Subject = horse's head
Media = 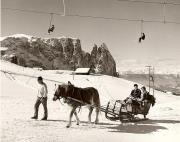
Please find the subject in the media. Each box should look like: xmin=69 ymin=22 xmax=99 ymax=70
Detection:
xmin=66 ymin=81 xmax=74 ymax=93
xmin=53 ymin=84 xmax=66 ymax=101
xmin=53 ymin=81 xmax=74 ymax=101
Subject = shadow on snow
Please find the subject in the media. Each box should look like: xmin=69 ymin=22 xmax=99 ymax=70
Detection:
xmin=107 ymin=119 xmax=180 ymax=134
xmin=46 ymin=119 xmax=115 ymax=126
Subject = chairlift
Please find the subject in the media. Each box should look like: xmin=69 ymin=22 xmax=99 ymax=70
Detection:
xmin=48 ymin=13 xmax=55 ymax=34
xmin=139 ymin=32 xmax=146 ymax=43
xmin=139 ymin=20 xmax=146 ymax=43
xmin=48 ymin=25 xmax=55 ymax=34
xmin=47 ymin=0 xmax=66 ymax=34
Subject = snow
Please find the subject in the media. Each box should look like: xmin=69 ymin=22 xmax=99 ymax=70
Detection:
xmin=57 ymin=36 xmax=78 ymax=40
xmin=0 ymin=34 xmax=78 ymax=41
xmin=75 ymin=68 xmax=90 ymax=74
xmin=0 ymin=34 xmax=33 ymax=41
xmin=9 ymin=34 xmax=33 ymax=39
xmin=0 ymin=47 xmax=8 ymax=51
xmin=0 ymin=34 xmax=78 ymax=44
xmin=1 ymin=60 xmax=180 ymax=142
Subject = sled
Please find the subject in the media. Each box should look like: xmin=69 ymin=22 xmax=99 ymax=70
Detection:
xmin=102 ymin=99 xmax=152 ymax=122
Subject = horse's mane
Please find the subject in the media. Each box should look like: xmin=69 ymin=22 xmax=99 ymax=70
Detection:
xmin=59 ymin=83 xmax=68 ymax=87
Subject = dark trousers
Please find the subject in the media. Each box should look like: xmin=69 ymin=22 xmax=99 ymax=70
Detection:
xmin=33 ymin=97 xmax=48 ymax=118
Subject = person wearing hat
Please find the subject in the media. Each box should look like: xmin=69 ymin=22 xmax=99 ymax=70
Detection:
xmin=130 ymin=84 xmax=141 ymax=99
xmin=124 ymin=84 xmax=142 ymax=112
xmin=140 ymin=86 xmax=151 ymax=102
xmin=31 ymin=76 xmax=48 ymax=120
xmin=141 ymin=86 xmax=156 ymax=107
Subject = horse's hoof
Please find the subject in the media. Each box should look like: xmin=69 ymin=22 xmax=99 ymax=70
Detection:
xmin=66 ymin=125 xmax=70 ymax=128
xmin=94 ymin=120 xmax=99 ymax=124
xmin=76 ymin=120 xmax=80 ymax=125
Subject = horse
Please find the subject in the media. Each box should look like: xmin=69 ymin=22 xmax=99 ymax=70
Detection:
xmin=53 ymin=81 xmax=100 ymax=128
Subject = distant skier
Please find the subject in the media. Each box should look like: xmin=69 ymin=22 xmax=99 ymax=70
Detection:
xmin=139 ymin=33 xmax=145 ymax=43
xmin=48 ymin=25 xmax=55 ymax=34
xmin=31 ymin=76 xmax=48 ymax=120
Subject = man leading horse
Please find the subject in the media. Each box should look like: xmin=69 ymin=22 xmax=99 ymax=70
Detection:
xmin=31 ymin=76 xmax=48 ymax=120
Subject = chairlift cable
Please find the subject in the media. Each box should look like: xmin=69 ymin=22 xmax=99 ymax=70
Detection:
xmin=62 ymin=0 xmax=66 ymax=16
xmin=49 ymin=13 xmax=53 ymax=27
xmin=116 ymin=0 xmax=180 ymax=6
xmin=1 ymin=7 xmax=180 ymax=25
xmin=141 ymin=19 xmax=143 ymax=33
xmin=163 ymin=1 xmax=166 ymax=23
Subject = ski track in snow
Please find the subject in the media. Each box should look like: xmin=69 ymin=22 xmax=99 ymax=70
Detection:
xmin=1 ymin=60 xmax=180 ymax=142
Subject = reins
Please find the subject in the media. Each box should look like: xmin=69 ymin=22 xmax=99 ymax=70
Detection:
xmin=55 ymin=84 xmax=101 ymax=113
xmin=58 ymin=97 xmax=64 ymax=105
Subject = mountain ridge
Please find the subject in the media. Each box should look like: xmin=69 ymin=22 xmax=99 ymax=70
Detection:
xmin=0 ymin=34 xmax=117 ymax=76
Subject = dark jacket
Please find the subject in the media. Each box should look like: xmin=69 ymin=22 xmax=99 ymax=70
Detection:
xmin=142 ymin=91 xmax=150 ymax=101
xmin=130 ymin=89 xmax=141 ymax=99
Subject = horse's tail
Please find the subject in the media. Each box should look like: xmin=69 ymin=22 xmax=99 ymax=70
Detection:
xmin=93 ymin=88 xmax=101 ymax=111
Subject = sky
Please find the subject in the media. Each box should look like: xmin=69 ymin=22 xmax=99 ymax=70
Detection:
xmin=1 ymin=0 xmax=180 ymax=71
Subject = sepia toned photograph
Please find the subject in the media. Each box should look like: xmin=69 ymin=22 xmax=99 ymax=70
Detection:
xmin=0 ymin=0 xmax=180 ymax=142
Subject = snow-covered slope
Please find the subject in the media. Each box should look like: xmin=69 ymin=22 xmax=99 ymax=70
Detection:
xmin=0 ymin=60 xmax=169 ymax=103
xmin=1 ymin=60 xmax=178 ymax=100
xmin=1 ymin=60 xmax=180 ymax=142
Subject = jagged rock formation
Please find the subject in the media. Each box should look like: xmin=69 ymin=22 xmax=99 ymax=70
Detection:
xmin=1 ymin=34 xmax=117 ymax=76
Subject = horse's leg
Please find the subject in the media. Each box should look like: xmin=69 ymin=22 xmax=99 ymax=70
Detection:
xmin=94 ymin=94 xmax=100 ymax=124
xmin=88 ymin=107 xmax=93 ymax=123
xmin=95 ymin=107 xmax=99 ymax=124
xmin=74 ymin=110 xmax=80 ymax=125
xmin=66 ymin=107 xmax=76 ymax=128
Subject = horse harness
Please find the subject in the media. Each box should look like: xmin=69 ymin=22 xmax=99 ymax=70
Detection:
xmin=58 ymin=86 xmax=85 ymax=112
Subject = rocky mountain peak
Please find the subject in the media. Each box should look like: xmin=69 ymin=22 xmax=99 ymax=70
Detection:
xmin=1 ymin=34 xmax=117 ymax=76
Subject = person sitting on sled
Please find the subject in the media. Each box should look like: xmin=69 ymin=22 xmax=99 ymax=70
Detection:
xmin=130 ymin=84 xmax=141 ymax=100
xmin=140 ymin=86 xmax=155 ymax=106
xmin=124 ymin=84 xmax=142 ymax=111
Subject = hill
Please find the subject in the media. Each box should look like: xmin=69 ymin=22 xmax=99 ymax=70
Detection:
xmin=1 ymin=60 xmax=180 ymax=142
xmin=120 ymin=74 xmax=180 ymax=95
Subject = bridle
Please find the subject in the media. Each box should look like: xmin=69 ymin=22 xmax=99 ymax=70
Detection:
xmin=54 ymin=84 xmax=84 ymax=105
xmin=54 ymin=92 xmax=64 ymax=105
